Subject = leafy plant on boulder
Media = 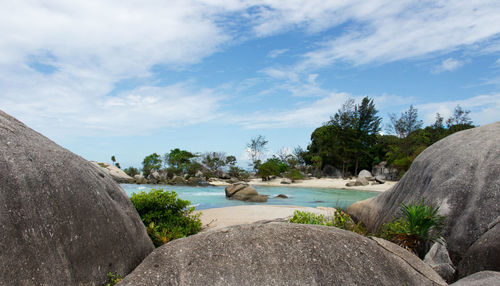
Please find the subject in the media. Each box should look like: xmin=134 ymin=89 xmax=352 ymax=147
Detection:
xmin=130 ymin=189 xmax=202 ymax=247
xmin=379 ymin=198 xmax=445 ymax=258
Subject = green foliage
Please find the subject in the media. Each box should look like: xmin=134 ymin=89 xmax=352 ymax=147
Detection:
xmin=228 ymin=166 xmax=249 ymax=181
xmin=379 ymin=199 xmax=445 ymax=257
xmin=124 ymin=166 xmax=139 ymax=177
xmin=289 ymin=211 xmax=333 ymax=226
xmin=225 ymin=155 xmax=237 ymax=166
xmin=164 ymin=149 xmax=197 ymax=174
xmin=247 ymin=135 xmax=268 ymax=171
xmin=258 ymin=158 xmax=281 ymax=180
xmin=130 ymin=189 xmax=202 ymax=247
xmin=142 ymin=153 xmax=162 ymax=177
xmin=285 ymin=169 xmax=305 ymax=180
xmin=106 ymin=272 xmax=121 ymax=286
xmin=289 ymin=210 xmax=366 ymax=235
xmin=202 ymin=152 xmax=227 ymax=173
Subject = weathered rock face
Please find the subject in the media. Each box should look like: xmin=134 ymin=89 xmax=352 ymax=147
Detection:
xmin=225 ymin=183 xmax=268 ymax=202
xmin=90 ymin=161 xmax=134 ymax=183
xmin=358 ymin=169 xmax=373 ymax=179
xmin=372 ymin=161 xmax=398 ymax=181
xmin=0 ymin=110 xmax=154 ymax=285
xmin=450 ymin=271 xmax=500 ymax=286
xmin=424 ymin=241 xmax=456 ymax=282
xmin=281 ymin=178 xmax=292 ymax=184
xmin=347 ymin=123 xmax=500 ymax=275
xmin=120 ymin=223 xmax=446 ymax=286
xmin=457 ymin=221 xmax=500 ymax=278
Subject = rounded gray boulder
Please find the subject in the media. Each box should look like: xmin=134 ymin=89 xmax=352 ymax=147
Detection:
xmin=0 ymin=110 xmax=154 ymax=285
xmin=347 ymin=122 xmax=500 ymax=275
xmin=120 ymin=222 xmax=446 ymax=286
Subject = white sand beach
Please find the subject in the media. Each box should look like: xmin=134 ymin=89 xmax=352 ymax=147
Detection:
xmin=210 ymin=177 xmax=397 ymax=192
xmin=198 ymin=205 xmax=336 ymax=231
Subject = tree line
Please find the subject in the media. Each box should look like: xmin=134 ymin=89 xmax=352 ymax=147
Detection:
xmin=302 ymin=97 xmax=474 ymax=178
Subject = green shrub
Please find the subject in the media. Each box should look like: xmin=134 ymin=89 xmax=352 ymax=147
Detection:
xmin=106 ymin=272 xmax=121 ymax=286
xmin=289 ymin=210 xmax=333 ymax=226
xmin=378 ymin=198 xmax=445 ymax=257
xmin=289 ymin=210 xmax=366 ymax=235
xmin=228 ymin=166 xmax=250 ymax=181
xmin=130 ymin=189 xmax=202 ymax=247
xmin=285 ymin=169 xmax=305 ymax=180
xmin=123 ymin=166 xmax=139 ymax=177
xmin=258 ymin=159 xmax=280 ymax=180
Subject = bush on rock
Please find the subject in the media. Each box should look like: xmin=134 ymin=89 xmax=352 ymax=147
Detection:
xmin=131 ymin=189 xmax=202 ymax=247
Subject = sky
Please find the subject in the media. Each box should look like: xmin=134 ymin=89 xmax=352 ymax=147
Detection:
xmin=1 ymin=1 xmax=500 ymax=169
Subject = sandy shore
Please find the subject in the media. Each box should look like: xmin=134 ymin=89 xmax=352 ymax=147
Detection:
xmin=209 ymin=177 xmax=396 ymax=192
xmin=198 ymin=205 xmax=336 ymax=231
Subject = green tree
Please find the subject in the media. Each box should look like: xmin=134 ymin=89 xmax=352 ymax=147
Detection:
xmin=202 ymin=152 xmax=227 ymax=174
xmin=164 ymin=149 xmax=197 ymax=174
xmin=388 ymin=105 xmax=423 ymax=138
xmin=446 ymin=105 xmax=473 ymax=128
xmin=246 ymin=135 xmax=268 ymax=171
xmin=258 ymin=158 xmax=281 ymax=180
xmin=225 ymin=155 xmax=237 ymax=166
xmin=142 ymin=153 xmax=162 ymax=177
xmin=124 ymin=166 xmax=139 ymax=177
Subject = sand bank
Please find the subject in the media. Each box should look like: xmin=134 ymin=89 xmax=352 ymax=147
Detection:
xmin=209 ymin=177 xmax=396 ymax=192
xmin=198 ymin=205 xmax=335 ymax=231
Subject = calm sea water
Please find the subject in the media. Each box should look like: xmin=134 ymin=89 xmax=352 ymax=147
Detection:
xmin=120 ymin=184 xmax=378 ymax=210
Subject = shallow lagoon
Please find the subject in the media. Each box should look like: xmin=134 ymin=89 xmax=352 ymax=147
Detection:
xmin=120 ymin=184 xmax=378 ymax=210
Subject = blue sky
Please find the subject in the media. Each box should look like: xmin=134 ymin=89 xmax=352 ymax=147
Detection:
xmin=1 ymin=1 xmax=499 ymax=169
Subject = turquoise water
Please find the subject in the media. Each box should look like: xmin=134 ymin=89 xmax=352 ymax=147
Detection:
xmin=120 ymin=184 xmax=378 ymax=210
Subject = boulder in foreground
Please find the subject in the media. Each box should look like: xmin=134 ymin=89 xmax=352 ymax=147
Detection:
xmin=347 ymin=122 xmax=500 ymax=277
xmin=0 ymin=110 xmax=154 ymax=285
xmin=120 ymin=222 xmax=446 ymax=286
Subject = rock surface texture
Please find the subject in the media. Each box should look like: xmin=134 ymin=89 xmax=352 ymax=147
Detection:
xmin=225 ymin=182 xmax=268 ymax=202
xmin=424 ymin=241 xmax=456 ymax=282
xmin=450 ymin=271 xmax=500 ymax=286
xmin=120 ymin=222 xmax=446 ymax=286
xmin=90 ymin=161 xmax=134 ymax=183
xmin=0 ymin=110 xmax=154 ymax=285
xmin=347 ymin=122 xmax=500 ymax=277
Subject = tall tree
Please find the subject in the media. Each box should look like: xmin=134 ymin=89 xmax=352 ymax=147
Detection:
xmin=246 ymin=135 xmax=268 ymax=171
xmin=352 ymin=97 xmax=382 ymax=174
xmin=446 ymin=105 xmax=473 ymax=128
xmin=142 ymin=153 xmax=162 ymax=177
xmin=388 ymin=105 xmax=423 ymax=138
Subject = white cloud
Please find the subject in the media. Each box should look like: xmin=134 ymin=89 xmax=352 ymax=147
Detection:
xmin=268 ymin=49 xmax=289 ymax=58
xmin=417 ymin=94 xmax=500 ymax=126
xmin=433 ymin=58 xmax=464 ymax=73
xmin=234 ymin=92 xmax=349 ymax=129
xmin=295 ymin=1 xmax=500 ymax=69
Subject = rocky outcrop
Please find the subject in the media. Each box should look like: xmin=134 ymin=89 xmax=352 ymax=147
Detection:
xmin=90 ymin=161 xmax=134 ymax=183
xmin=347 ymin=122 xmax=500 ymax=277
xmin=372 ymin=161 xmax=398 ymax=181
xmin=275 ymin=194 xmax=288 ymax=198
xmin=457 ymin=220 xmax=500 ymax=278
xmin=424 ymin=241 xmax=456 ymax=282
xmin=281 ymin=178 xmax=292 ymax=184
xmin=0 ymin=110 xmax=154 ymax=285
xmin=358 ymin=169 xmax=373 ymax=180
xmin=120 ymin=223 xmax=446 ymax=286
xmin=450 ymin=271 xmax=500 ymax=286
xmin=225 ymin=183 xmax=268 ymax=202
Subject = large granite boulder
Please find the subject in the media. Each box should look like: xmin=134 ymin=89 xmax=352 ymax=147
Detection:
xmin=90 ymin=161 xmax=134 ymax=183
xmin=347 ymin=123 xmax=500 ymax=275
xmin=120 ymin=222 xmax=446 ymax=285
xmin=225 ymin=183 xmax=268 ymax=202
xmin=457 ymin=220 xmax=500 ymax=278
xmin=358 ymin=169 xmax=373 ymax=180
xmin=450 ymin=271 xmax=500 ymax=286
xmin=0 ymin=110 xmax=154 ymax=285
